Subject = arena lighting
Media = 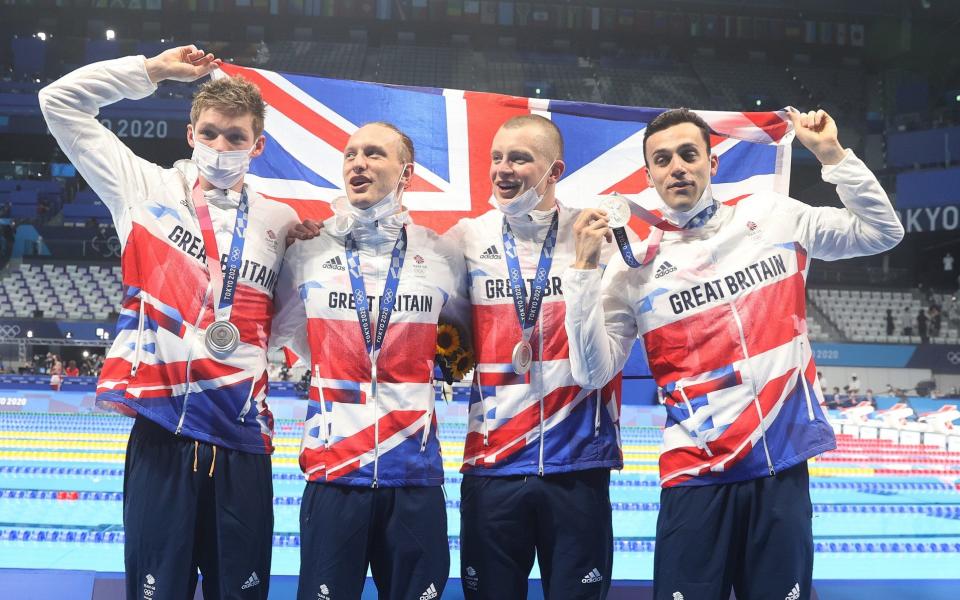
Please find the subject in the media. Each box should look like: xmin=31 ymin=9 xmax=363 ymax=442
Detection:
xmin=755 ymin=98 xmax=762 ymax=106
xmin=36 ymin=32 xmax=47 ymax=41
xmin=95 ymin=327 xmax=104 ymax=337
xmin=535 ymin=87 xmax=541 ymax=96
xmin=26 ymin=330 xmax=33 ymax=338
xmin=105 ymin=29 xmax=116 ymax=41
xmin=101 ymin=332 xmax=110 ymax=340
xmin=82 ymin=350 xmax=90 ymax=358
xmin=65 ymin=332 xmax=73 ymax=339
xmin=955 ymin=93 xmax=960 ymax=103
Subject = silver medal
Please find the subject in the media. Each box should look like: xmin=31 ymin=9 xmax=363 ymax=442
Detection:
xmin=599 ymin=194 xmax=631 ymax=229
xmin=205 ymin=320 xmax=240 ymax=355
xmin=511 ymin=340 xmax=533 ymax=375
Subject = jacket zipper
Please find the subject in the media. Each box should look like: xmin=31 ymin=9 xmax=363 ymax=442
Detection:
xmin=799 ymin=341 xmax=815 ymax=420
xmin=421 ymin=404 xmax=433 ymax=452
xmin=475 ymin=371 xmax=490 ymax=446
xmin=315 ymin=364 xmax=330 ymax=447
xmin=678 ymin=385 xmax=713 ymax=456
xmin=236 ymin=377 xmax=256 ymax=422
xmin=177 ymin=281 xmax=212 ymax=435
xmin=594 ymin=390 xmax=602 ymax=437
xmin=371 ymin=243 xmax=381 ymax=488
xmin=537 ymin=302 xmax=545 ymax=477
xmin=129 ymin=298 xmax=146 ymax=377
xmin=729 ymin=303 xmax=775 ymax=476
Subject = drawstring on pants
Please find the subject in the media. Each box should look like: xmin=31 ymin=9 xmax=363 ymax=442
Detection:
xmin=192 ymin=440 xmax=217 ymax=477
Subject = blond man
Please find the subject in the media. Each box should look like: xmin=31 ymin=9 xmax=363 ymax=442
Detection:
xmin=41 ymin=45 xmax=301 ymax=599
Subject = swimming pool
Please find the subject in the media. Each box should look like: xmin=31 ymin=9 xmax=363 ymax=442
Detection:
xmin=1 ymin=405 xmax=959 ymax=597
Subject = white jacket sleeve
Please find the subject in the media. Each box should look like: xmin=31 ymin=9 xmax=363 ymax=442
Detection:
xmin=787 ymin=149 xmax=904 ymax=260
xmin=563 ymin=257 xmax=639 ymax=390
xmin=38 ymin=56 xmax=162 ymax=229
xmin=269 ymin=248 xmax=310 ymax=365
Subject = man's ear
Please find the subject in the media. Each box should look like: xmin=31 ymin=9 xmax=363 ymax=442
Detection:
xmin=250 ymin=134 xmax=267 ymax=158
xmin=186 ymin=123 xmax=196 ymax=149
xmin=400 ymin=163 xmax=414 ymax=189
xmin=709 ymin=153 xmax=719 ymax=177
xmin=548 ymin=159 xmax=565 ymax=184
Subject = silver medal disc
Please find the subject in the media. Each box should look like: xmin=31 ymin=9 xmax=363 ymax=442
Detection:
xmin=599 ymin=194 xmax=631 ymax=229
xmin=205 ymin=320 xmax=240 ymax=355
xmin=511 ymin=340 xmax=533 ymax=375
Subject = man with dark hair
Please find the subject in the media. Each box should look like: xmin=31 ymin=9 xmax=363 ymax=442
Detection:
xmin=272 ymin=122 xmax=469 ymax=600
xmin=40 ymin=45 xmax=302 ymax=599
xmin=446 ymin=114 xmax=621 ymax=599
xmin=564 ymin=108 xmax=903 ymax=600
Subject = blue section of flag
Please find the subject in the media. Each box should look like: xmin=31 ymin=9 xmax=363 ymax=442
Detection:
xmin=280 ymin=73 xmax=451 ymax=181
xmin=713 ymin=141 xmax=777 ymax=184
xmin=251 ymin=131 xmax=337 ymax=189
xmin=550 ymin=112 xmax=644 ymax=177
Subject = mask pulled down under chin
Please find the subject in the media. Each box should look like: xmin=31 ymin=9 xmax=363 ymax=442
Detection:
xmin=492 ymin=160 xmax=557 ymax=218
xmin=492 ymin=185 xmax=543 ymax=218
xmin=328 ymin=191 xmax=402 ymax=235
xmin=191 ymin=140 xmax=253 ymax=190
xmin=660 ymin=185 xmax=715 ymax=228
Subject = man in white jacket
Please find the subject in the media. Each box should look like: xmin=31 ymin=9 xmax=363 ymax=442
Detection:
xmin=564 ymin=108 xmax=903 ymax=600
xmin=40 ymin=46 xmax=301 ymax=599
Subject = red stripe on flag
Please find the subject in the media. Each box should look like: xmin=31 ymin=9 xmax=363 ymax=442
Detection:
xmin=602 ymin=167 xmax=649 ymax=195
xmin=260 ymin=194 xmax=333 ymax=222
xmin=221 ymin=64 xmax=441 ymax=194
xmin=742 ymin=112 xmax=789 ymax=143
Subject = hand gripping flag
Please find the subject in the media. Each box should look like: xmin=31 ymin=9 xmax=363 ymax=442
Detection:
xmin=214 ymin=64 xmax=794 ymax=234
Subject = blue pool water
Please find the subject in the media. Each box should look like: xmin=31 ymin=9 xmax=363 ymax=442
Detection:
xmin=1 ymin=408 xmax=960 ymax=594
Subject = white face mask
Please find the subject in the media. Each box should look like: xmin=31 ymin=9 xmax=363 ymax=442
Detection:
xmin=192 ymin=140 xmax=254 ymax=190
xmin=493 ymin=160 xmax=557 ymax=218
xmin=661 ymin=184 xmax=715 ymax=228
xmin=333 ymin=163 xmax=411 ymax=229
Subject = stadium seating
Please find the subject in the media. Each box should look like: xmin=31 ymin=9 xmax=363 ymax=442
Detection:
xmin=807 ymin=287 xmax=959 ymax=343
xmin=0 ymin=263 xmax=122 ymax=321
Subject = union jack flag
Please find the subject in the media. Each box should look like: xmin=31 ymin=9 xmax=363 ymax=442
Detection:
xmin=215 ymin=64 xmax=794 ymax=234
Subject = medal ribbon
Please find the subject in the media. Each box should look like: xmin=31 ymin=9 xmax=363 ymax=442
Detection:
xmin=344 ymin=226 xmax=407 ymax=364
xmin=611 ymin=193 xmax=717 ymax=268
xmin=501 ymin=212 xmax=559 ymax=345
xmin=190 ymin=181 xmax=250 ymax=324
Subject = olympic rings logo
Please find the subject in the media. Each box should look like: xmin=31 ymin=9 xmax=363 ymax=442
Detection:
xmin=0 ymin=325 xmax=22 ymax=336
xmin=947 ymin=352 xmax=960 ymax=365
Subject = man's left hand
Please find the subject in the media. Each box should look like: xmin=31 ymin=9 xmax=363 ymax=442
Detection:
xmin=286 ymin=219 xmax=323 ymax=246
xmin=787 ymin=109 xmax=845 ymax=166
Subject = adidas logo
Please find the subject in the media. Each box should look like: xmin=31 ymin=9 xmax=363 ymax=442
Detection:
xmin=672 ymin=593 xmax=685 ymax=600
xmin=655 ymin=261 xmax=677 ymax=278
xmin=419 ymin=582 xmax=439 ymax=599
xmin=581 ymin=568 xmax=603 ymax=583
xmin=322 ymin=256 xmax=345 ymax=271
xmin=480 ymin=245 xmax=501 ymax=259
xmin=241 ymin=572 xmax=260 ymax=590
xmin=785 ymin=583 xmax=800 ymax=600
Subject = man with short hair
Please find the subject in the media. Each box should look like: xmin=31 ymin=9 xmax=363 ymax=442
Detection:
xmin=271 ymin=121 xmax=468 ymax=600
xmin=447 ymin=114 xmax=621 ymax=599
xmin=41 ymin=45 xmax=301 ymax=599
xmin=564 ymin=107 xmax=903 ymax=600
